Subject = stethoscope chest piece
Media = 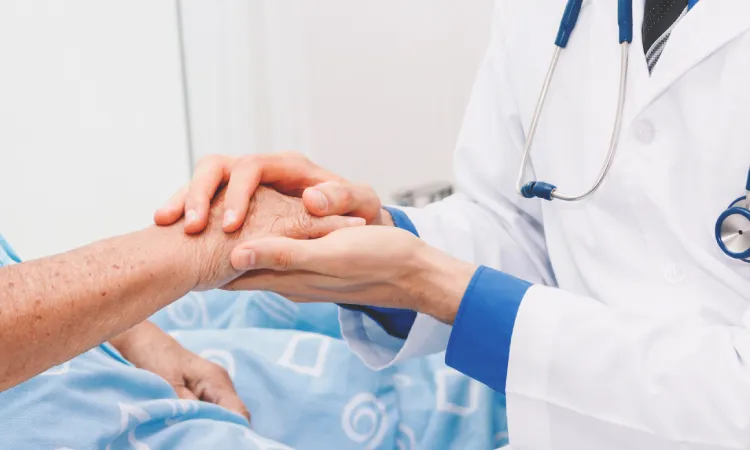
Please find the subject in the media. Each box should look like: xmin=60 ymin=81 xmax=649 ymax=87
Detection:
xmin=716 ymin=196 xmax=750 ymax=261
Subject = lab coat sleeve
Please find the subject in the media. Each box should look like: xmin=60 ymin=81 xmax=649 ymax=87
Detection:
xmin=339 ymin=2 xmax=555 ymax=370
xmin=504 ymin=285 xmax=750 ymax=449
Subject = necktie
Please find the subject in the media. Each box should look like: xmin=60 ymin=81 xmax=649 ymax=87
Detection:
xmin=642 ymin=0 xmax=689 ymax=72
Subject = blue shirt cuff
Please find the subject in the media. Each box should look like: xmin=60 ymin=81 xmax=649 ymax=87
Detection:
xmin=383 ymin=206 xmax=419 ymax=237
xmin=338 ymin=305 xmax=417 ymax=340
xmin=338 ymin=207 xmax=419 ymax=339
xmin=445 ymin=266 xmax=531 ymax=394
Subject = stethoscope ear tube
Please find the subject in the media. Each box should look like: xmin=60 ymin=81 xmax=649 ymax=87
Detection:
xmin=555 ymin=0 xmax=584 ymax=48
xmin=618 ymin=0 xmax=633 ymax=43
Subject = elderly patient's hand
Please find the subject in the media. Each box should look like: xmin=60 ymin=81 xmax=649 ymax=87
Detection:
xmin=109 ymin=188 xmax=360 ymax=422
xmin=109 ymin=321 xmax=251 ymax=422
xmin=191 ymin=185 xmax=364 ymax=291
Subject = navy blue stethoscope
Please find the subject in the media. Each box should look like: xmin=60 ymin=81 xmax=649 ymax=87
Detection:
xmin=716 ymin=171 xmax=750 ymax=262
xmin=514 ymin=0 xmax=749 ymax=261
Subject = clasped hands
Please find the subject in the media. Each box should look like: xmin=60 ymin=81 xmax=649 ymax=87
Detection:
xmin=155 ymin=152 xmax=475 ymax=323
xmin=114 ymin=152 xmax=475 ymax=421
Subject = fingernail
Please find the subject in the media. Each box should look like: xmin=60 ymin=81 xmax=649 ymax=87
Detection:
xmin=185 ymin=209 xmax=198 ymax=225
xmin=223 ymin=209 xmax=237 ymax=227
xmin=236 ymin=248 xmax=256 ymax=269
xmin=346 ymin=217 xmax=366 ymax=226
xmin=311 ymin=191 xmax=328 ymax=211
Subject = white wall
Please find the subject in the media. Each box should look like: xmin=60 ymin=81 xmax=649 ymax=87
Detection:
xmin=0 ymin=1 xmax=191 ymax=259
xmin=0 ymin=1 xmax=492 ymax=259
xmin=181 ymin=0 xmax=494 ymax=202
xmin=300 ymin=0 xmax=494 ymax=201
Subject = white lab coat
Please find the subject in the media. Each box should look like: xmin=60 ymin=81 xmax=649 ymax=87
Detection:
xmin=339 ymin=0 xmax=750 ymax=448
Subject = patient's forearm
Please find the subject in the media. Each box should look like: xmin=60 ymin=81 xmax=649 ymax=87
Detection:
xmin=0 ymin=225 xmax=200 ymax=391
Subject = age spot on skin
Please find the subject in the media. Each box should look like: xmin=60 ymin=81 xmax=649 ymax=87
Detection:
xmin=113 ymin=264 xmax=120 ymax=270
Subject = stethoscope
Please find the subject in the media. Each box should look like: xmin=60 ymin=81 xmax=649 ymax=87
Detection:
xmin=514 ymin=0 xmax=750 ymax=261
xmin=716 ymin=171 xmax=750 ymax=262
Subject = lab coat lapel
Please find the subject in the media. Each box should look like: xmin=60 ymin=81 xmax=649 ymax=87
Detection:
xmin=633 ymin=0 xmax=750 ymax=115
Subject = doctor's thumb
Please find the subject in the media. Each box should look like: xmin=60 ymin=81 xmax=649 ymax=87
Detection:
xmin=303 ymin=182 xmax=382 ymax=224
xmin=231 ymin=237 xmax=314 ymax=272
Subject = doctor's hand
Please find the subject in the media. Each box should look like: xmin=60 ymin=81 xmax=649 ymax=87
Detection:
xmin=153 ymin=153 xmax=391 ymax=234
xmin=223 ymin=226 xmax=477 ymax=325
xmin=109 ymin=321 xmax=251 ymax=422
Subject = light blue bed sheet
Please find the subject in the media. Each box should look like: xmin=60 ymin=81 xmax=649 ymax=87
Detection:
xmin=0 ymin=235 xmax=508 ymax=449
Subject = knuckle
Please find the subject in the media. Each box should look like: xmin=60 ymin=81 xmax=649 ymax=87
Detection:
xmin=337 ymin=187 xmax=354 ymax=206
xmin=359 ymin=184 xmax=380 ymax=205
xmin=279 ymin=150 xmax=307 ymax=161
xmin=359 ymin=183 xmax=377 ymax=197
xmin=212 ymin=364 xmax=230 ymax=378
xmin=193 ymin=378 xmax=214 ymax=395
xmin=273 ymin=250 xmax=294 ymax=270
xmin=200 ymin=360 xmax=225 ymax=376
xmin=228 ymin=159 xmax=259 ymax=181
xmin=198 ymin=154 xmax=223 ymax=168
xmin=238 ymin=153 xmax=262 ymax=167
xmin=282 ymin=214 xmax=313 ymax=239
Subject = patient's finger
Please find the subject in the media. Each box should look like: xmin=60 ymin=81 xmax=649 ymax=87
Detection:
xmin=222 ymin=159 xmax=263 ymax=233
xmin=214 ymin=390 xmax=252 ymax=423
xmin=154 ymin=185 xmax=188 ymax=226
xmin=302 ymin=182 xmax=381 ymax=223
xmin=193 ymin=369 xmax=252 ymax=423
xmin=173 ymin=384 xmax=199 ymax=401
xmin=184 ymin=155 xmax=230 ymax=234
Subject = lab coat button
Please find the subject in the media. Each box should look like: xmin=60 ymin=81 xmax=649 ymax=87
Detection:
xmin=635 ymin=121 xmax=656 ymax=144
xmin=663 ymin=263 xmax=686 ymax=284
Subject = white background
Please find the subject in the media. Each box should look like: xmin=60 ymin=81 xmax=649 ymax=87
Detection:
xmin=0 ymin=0 xmax=493 ymax=259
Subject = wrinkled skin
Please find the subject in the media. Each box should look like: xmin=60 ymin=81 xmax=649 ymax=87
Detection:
xmin=110 ymin=321 xmax=251 ymax=421
xmin=110 ymin=185 xmax=362 ymax=420
xmin=192 ymin=185 xmax=363 ymax=291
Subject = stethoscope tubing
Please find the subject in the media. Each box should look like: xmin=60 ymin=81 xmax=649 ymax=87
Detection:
xmin=516 ymin=0 xmax=633 ymax=202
